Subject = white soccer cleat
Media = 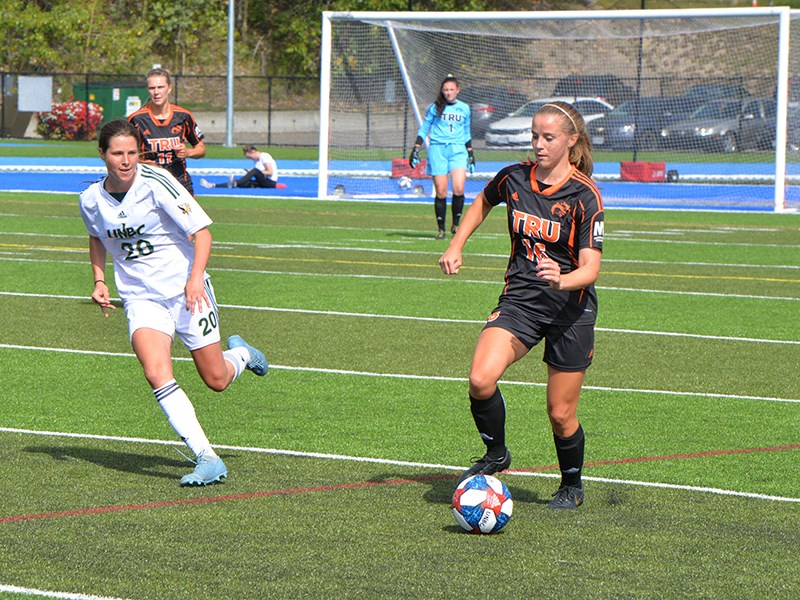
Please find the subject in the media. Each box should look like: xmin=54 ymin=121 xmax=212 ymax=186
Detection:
xmin=179 ymin=452 xmax=227 ymax=486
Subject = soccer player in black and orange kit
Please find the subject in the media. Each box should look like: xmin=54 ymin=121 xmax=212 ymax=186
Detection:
xmin=439 ymin=101 xmax=603 ymax=510
xmin=128 ymin=68 xmax=206 ymax=194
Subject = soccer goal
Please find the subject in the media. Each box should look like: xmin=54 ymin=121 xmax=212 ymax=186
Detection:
xmin=319 ymin=8 xmax=800 ymax=212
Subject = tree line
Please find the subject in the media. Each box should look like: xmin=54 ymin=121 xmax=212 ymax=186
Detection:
xmin=0 ymin=0 xmax=591 ymax=77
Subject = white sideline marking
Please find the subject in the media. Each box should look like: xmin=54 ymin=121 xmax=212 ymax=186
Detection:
xmin=7 ymin=227 xmax=800 ymax=268
xmin=1 ymin=426 xmax=798 ymax=504
xmin=1 ymin=342 xmax=799 ymax=404
xmin=1 ymin=290 xmax=799 ymax=346
xmin=3 ymin=254 xmax=800 ymax=302
xmin=598 ymin=285 xmax=800 ymax=302
xmin=0 ymin=583 xmax=127 ymax=600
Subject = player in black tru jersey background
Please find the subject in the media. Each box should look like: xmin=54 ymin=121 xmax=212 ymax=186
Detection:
xmin=128 ymin=67 xmax=206 ymax=195
xmin=439 ymin=101 xmax=604 ymax=510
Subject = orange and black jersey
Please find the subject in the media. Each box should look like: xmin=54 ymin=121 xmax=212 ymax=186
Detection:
xmin=128 ymin=104 xmax=204 ymax=193
xmin=483 ymin=162 xmax=604 ymax=325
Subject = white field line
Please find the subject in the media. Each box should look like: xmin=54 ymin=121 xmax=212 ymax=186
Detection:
xmin=0 ymin=583 xmax=127 ymax=600
xmin=1 ymin=426 xmax=798 ymax=504
xmin=3 ymin=249 xmax=800 ymax=301
xmin=6 ymin=228 xmax=800 ymax=265
xmin=6 ymin=250 xmax=800 ymax=302
xmin=1 ymin=290 xmax=799 ymax=346
xmin=610 ymin=236 xmax=800 ymax=250
xmin=2 ymin=251 xmax=799 ymax=299
xmin=1 ymin=342 xmax=799 ymax=404
xmin=616 ymin=226 xmax=784 ymax=233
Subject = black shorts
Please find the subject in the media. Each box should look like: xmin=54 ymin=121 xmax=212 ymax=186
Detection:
xmin=483 ymin=301 xmax=595 ymax=372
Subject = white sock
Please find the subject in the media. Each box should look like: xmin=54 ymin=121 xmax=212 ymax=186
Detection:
xmin=154 ymin=379 xmax=215 ymax=458
xmin=224 ymin=347 xmax=249 ymax=382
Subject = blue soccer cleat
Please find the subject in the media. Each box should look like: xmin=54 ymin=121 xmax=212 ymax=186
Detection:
xmin=227 ymin=335 xmax=268 ymax=376
xmin=180 ymin=452 xmax=227 ymax=487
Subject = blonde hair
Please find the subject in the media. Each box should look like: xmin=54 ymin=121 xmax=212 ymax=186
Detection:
xmin=536 ymin=101 xmax=593 ymax=177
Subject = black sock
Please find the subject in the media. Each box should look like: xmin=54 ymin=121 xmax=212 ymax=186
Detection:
xmin=470 ymin=387 xmax=506 ymax=457
xmin=434 ymin=197 xmax=447 ymax=231
xmin=554 ymin=424 xmax=585 ymax=488
xmin=451 ymin=194 xmax=464 ymax=227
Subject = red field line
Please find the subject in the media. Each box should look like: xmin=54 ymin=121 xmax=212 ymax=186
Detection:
xmin=0 ymin=475 xmax=447 ymax=525
xmin=518 ymin=443 xmax=800 ymax=472
xmin=3 ymin=444 xmax=797 ymax=525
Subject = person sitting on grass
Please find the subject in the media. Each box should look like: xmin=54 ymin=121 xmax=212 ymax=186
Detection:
xmin=201 ymin=145 xmax=286 ymax=189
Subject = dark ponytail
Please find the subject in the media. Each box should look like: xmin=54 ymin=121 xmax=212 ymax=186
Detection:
xmin=435 ymin=74 xmax=459 ymax=118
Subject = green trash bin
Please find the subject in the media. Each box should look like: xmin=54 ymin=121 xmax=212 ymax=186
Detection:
xmin=73 ymin=81 xmax=148 ymax=125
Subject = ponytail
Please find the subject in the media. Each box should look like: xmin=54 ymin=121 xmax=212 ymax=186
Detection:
xmin=435 ymin=74 xmax=459 ymax=118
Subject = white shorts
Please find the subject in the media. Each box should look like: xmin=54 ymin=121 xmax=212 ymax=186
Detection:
xmin=124 ymin=279 xmax=221 ymax=351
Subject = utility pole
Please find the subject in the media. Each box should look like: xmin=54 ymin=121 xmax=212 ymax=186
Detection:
xmin=225 ymin=0 xmax=235 ymax=146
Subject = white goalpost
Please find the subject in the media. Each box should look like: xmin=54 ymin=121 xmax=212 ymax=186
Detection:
xmin=319 ymin=8 xmax=800 ymax=212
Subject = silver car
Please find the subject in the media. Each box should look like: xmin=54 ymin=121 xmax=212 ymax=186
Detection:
xmin=485 ymin=97 xmax=613 ymax=147
xmin=660 ymin=98 xmax=776 ymax=153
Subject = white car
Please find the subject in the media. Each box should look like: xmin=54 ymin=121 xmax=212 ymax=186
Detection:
xmin=485 ymin=97 xmax=613 ymax=147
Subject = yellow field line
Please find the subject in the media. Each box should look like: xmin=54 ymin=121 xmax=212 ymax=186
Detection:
xmin=4 ymin=243 xmax=800 ymax=284
xmin=211 ymin=251 xmax=452 ymax=270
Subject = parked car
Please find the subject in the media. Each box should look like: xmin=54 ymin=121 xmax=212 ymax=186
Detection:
xmin=660 ymin=98 xmax=777 ymax=153
xmin=588 ymin=97 xmax=677 ymax=150
xmin=457 ymin=85 xmax=528 ymax=138
xmin=485 ymin=97 xmax=613 ymax=147
xmin=665 ymin=83 xmax=751 ymax=122
xmin=552 ymin=74 xmax=635 ymax=105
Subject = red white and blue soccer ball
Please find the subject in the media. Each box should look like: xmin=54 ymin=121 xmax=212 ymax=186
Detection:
xmin=452 ymin=474 xmax=513 ymax=534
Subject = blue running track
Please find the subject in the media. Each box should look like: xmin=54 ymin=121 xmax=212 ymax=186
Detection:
xmin=1 ymin=156 xmax=798 ymax=212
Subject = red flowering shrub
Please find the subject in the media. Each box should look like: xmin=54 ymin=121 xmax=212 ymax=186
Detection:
xmin=36 ymin=100 xmax=104 ymax=141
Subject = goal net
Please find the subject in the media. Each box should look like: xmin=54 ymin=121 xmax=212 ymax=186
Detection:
xmin=320 ymin=8 xmax=800 ymax=212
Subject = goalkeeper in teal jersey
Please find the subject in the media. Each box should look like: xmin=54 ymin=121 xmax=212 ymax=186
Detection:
xmin=409 ymin=75 xmax=475 ymax=239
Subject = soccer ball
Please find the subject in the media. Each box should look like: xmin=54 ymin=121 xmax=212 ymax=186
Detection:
xmin=452 ymin=474 xmax=513 ymax=534
xmin=398 ymin=175 xmax=413 ymax=190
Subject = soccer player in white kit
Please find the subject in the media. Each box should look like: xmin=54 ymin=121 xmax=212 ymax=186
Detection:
xmin=80 ymin=119 xmax=268 ymax=486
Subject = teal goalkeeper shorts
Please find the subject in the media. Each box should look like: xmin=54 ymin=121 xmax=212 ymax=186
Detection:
xmin=426 ymin=143 xmax=468 ymax=176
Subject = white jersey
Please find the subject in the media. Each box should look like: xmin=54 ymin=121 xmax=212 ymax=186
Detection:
xmin=255 ymin=152 xmax=278 ymax=181
xmin=79 ymin=163 xmax=213 ymax=302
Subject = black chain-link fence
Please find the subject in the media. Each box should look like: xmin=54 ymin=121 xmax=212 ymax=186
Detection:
xmin=1 ymin=72 xmax=319 ymax=145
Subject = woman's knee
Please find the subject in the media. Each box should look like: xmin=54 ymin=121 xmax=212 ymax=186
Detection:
xmin=200 ymin=368 xmax=229 ymax=392
xmin=468 ymin=371 xmax=498 ymax=399
xmin=547 ymin=406 xmax=578 ymax=436
xmin=141 ymin=364 xmax=173 ymax=389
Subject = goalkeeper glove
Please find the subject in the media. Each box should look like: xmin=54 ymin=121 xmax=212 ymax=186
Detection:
xmin=409 ymin=146 xmax=421 ymax=169
xmin=467 ymin=149 xmax=476 ymax=174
